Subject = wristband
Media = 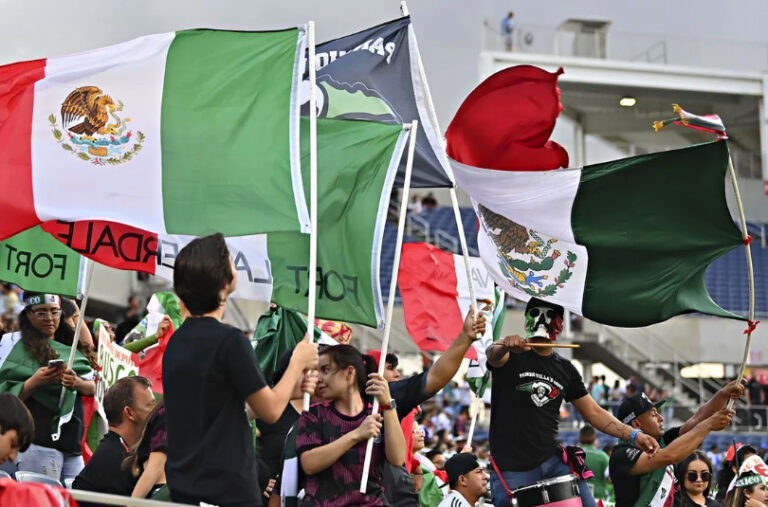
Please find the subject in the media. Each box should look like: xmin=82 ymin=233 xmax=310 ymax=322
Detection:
xmin=630 ymin=429 xmax=641 ymax=444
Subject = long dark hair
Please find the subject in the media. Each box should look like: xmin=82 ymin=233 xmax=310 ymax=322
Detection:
xmin=676 ymin=450 xmax=714 ymax=504
xmin=54 ymin=298 xmax=97 ymax=368
xmin=123 ymin=399 xmax=164 ymax=477
xmin=320 ymin=345 xmax=367 ymax=395
xmin=19 ymin=310 xmax=59 ymax=365
xmin=716 ymin=444 xmax=757 ymax=501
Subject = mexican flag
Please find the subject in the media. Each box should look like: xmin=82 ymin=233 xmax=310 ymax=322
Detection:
xmin=466 ymin=287 xmax=506 ymax=399
xmin=451 ymin=140 xmax=744 ymax=327
xmin=0 ymin=225 xmax=87 ymax=297
xmin=398 ymin=243 xmax=496 ymax=357
xmin=0 ymin=28 xmax=309 ymax=241
xmin=0 ymin=332 xmax=94 ymax=441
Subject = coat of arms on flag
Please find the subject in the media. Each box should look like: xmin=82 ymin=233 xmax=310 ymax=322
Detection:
xmin=50 ymin=86 xmax=143 ymax=165
xmin=478 ymin=204 xmax=578 ymax=297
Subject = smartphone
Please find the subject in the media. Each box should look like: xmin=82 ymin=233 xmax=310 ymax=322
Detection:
xmin=47 ymin=359 xmax=65 ymax=370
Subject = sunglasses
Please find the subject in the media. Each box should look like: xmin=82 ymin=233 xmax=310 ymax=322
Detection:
xmin=686 ymin=471 xmax=712 ymax=482
xmin=528 ymin=308 xmax=555 ymax=319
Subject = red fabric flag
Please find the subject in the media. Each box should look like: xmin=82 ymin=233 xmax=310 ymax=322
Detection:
xmin=446 ymin=65 xmax=569 ymax=171
xmin=397 ymin=243 xmax=478 ymax=360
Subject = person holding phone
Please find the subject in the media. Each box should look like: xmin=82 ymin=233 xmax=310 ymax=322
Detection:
xmin=0 ymin=293 xmax=95 ymax=482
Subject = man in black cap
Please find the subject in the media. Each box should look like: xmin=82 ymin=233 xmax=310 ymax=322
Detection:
xmin=610 ymin=384 xmax=743 ymax=507
xmin=485 ymin=297 xmax=661 ymax=507
xmin=439 ymin=453 xmax=488 ymax=507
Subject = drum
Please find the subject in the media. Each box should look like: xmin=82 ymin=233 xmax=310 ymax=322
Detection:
xmin=512 ymin=474 xmax=582 ymax=507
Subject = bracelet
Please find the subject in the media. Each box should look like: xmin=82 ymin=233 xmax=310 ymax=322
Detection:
xmin=630 ymin=429 xmax=640 ymax=444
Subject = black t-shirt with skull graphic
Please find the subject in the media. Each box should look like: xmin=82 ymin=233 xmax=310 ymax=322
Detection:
xmin=488 ymin=350 xmax=588 ymax=471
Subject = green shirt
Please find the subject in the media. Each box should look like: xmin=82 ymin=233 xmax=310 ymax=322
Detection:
xmin=583 ymin=444 xmax=610 ymax=499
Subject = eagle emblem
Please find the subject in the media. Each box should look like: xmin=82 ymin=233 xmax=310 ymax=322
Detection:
xmin=49 ymin=86 xmax=144 ymax=165
xmin=478 ymin=204 xmax=577 ymax=297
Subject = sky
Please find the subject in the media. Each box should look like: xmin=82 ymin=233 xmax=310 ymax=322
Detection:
xmin=3 ymin=1 xmax=768 ymax=128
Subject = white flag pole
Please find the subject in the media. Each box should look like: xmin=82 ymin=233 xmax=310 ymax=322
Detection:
xmin=726 ymin=152 xmax=757 ymax=409
xmin=402 ymin=0 xmax=479 ymax=309
xmin=466 ymin=393 xmax=484 ymax=445
xmin=360 ymin=120 xmax=418 ymax=494
xmin=303 ymin=20 xmax=319 ymax=412
xmin=58 ymin=259 xmax=95 ymax=408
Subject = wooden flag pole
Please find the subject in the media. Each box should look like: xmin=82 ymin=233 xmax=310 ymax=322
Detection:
xmin=303 ymin=20 xmax=319 ymax=412
xmin=58 ymin=260 xmax=95 ymax=408
xmin=726 ymin=152 xmax=757 ymax=409
xmin=359 ymin=120 xmax=418 ymax=494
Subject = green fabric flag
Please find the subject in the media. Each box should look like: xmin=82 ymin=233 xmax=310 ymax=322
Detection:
xmin=268 ymin=118 xmax=409 ymax=328
xmin=0 ymin=332 xmax=94 ymax=440
xmin=466 ymin=287 xmax=506 ymax=397
xmin=252 ymin=305 xmax=334 ymax=384
xmin=0 ymin=226 xmax=85 ymax=297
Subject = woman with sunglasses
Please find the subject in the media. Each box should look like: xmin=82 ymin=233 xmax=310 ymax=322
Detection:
xmin=297 ymin=344 xmax=406 ymax=506
xmin=676 ymin=451 xmax=720 ymax=506
xmin=0 ymin=293 xmax=95 ymax=482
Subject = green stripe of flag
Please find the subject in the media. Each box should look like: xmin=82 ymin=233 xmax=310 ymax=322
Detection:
xmin=268 ymin=117 xmax=407 ymax=327
xmin=161 ymin=28 xmax=305 ymax=235
xmin=572 ymin=141 xmax=743 ymax=325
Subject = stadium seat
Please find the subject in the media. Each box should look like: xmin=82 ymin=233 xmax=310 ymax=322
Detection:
xmin=13 ymin=471 xmax=62 ymax=488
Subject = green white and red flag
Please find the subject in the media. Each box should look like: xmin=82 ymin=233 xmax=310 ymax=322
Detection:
xmin=0 ymin=28 xmax=309 ymax=241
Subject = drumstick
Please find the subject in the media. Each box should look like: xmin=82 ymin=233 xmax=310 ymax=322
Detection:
xmin=527 ymin=342 xmax=580 ymax=349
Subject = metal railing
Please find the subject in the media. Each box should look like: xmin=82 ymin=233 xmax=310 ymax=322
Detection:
xmin=406 ymin=213 xmax=430 ymax=242
xmin=434 ymin=229 xmax=459 ymax=253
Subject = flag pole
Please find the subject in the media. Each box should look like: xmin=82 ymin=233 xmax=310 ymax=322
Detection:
xmin=58 ymin=259 xmax=95 ymax=407
xmin=360 ymin=120 xmax=418 ymax=494
xmin=402 ymin=0 xmax=480 ymax=309
xmin=466 ymin=386 xmax=485 ymax=444
xmin=726 ymin=151 xmax=757 ymax=409
xmin=303 ymin=20 xmax=319 ymax=412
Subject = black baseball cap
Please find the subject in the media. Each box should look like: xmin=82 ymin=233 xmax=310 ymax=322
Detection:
xmin=617 ymin=393 xmax=669 ymax=424
xmin=444 ymin=452 xmax=480 ymax=487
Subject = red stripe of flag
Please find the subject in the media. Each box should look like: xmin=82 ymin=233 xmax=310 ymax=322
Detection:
xmin=398 ymin=243 xmax=477 ymax=359
xmin=0 ymin=59 xmax=47 ymax=240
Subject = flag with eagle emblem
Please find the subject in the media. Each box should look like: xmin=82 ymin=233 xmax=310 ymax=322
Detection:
xmin=452 ymin=140 xmax=745 ymax=327
xmin=0 ymin=28 xmax=310 ymax=241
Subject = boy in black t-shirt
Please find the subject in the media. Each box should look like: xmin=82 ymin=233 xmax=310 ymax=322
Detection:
xmin=485 ymin=298 xmax=661 ymax=507
xmin=610 ymin=386 xmax=741 ymax=507
xmin=163 ymin=233 xmax=318 ymax=507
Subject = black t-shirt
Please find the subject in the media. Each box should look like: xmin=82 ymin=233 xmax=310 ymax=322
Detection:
xmin=162 ymin=317 xmax=268 ymax=507
xmin=681 ymin=493 xmax=722 ymax=507
xmin=71 ymin=431 xmax=137 ymax=507
xmin=389 ymin=369 xmax=429 ymax=419
xmin=610 ymin=427 xmax=681 ymax=507
xmin=488 ymin=350 xmax=588 ymax=471
xmin=257 ymin=404 xmax=300 ymax=480
xmin=27 ymin=395 xmax=85 ymax=454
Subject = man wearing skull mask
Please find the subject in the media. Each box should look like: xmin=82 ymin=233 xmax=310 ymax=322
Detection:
xmin=484 ymin=297 xmax=660 ymax=507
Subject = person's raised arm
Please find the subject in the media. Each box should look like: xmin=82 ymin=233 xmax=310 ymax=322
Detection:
xmin=485 ymin=335 xmax=530 ymax=369
xmin=629 ymin=409 xmax=734 ymax=475
xmin=426 ymin=309 xmax=486 ymax=395
xmin=679 ymin=378 xmax=744 ymax=435
xmin=247 ymin=340 xmax=318 ymax=423
xmin=572 ymin=395 xmax=659 ymax=455
xmin=367 ymin=373 xmax=406 ymax=466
